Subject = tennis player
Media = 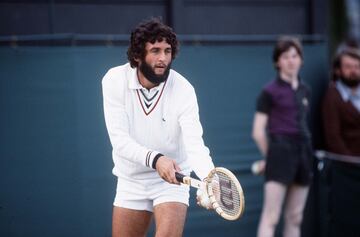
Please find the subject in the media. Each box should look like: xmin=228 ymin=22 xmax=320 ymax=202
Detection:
xmin=102 ymin=18 xmax=214 ymax=237
xmin=252 ymin=36 xmax=312 ymax=237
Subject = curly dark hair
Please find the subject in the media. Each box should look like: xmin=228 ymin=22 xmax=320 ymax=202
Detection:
xmin=127 ymin=18 xmax=179 ymax=68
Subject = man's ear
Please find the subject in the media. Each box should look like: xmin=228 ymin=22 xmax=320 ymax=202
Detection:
xmin=274 ymin=62 xmax=279 ymax=70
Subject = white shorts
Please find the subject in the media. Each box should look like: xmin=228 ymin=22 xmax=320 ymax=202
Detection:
xmin=113 ymin=176 xmax=190 ymax=212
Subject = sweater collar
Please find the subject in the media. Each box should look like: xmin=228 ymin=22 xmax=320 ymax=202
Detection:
xmin=336 ymin=80 xmax=360 ymax=101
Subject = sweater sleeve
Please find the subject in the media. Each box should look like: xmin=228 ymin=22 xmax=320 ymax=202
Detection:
xmin=102 ymin=68 xmax=161 ymax=169
xmin=322 ymin=87 xmax=352 ymax=155
xmin=178 ymin=86 xmax=215 ymax=180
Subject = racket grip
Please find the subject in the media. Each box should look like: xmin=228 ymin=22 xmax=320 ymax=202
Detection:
xmin=175 ymin=172 xmax=185 ymax=183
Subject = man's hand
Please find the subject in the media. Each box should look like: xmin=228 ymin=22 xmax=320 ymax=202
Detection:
xmin=251 ymin=159 xmax=266 ymax=175
xmin=155 ymin=156 xmax=181 ymax=184
xmin=196 ymin=184 xmax=213 ymax=210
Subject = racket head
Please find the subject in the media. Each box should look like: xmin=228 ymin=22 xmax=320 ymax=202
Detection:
xmin=206 ymin=167 xmax=245 ymax=221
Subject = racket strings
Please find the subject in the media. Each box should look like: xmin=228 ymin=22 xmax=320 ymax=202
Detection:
xmin=210 ymin=171 xmax=242 ymax=217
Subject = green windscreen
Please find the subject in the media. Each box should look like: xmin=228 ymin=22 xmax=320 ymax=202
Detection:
xmin=0 ymin=43 xmax=328 ymax=237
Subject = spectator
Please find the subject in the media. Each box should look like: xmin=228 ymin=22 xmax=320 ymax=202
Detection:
xmin=252 ymin=36 xmax=313 ymax=237
xmin=322 ymin=45 xmax=360 ymax=237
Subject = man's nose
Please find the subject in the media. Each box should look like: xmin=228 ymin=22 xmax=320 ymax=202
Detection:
xmin=158 ymin=51 xmax=166 ymax=61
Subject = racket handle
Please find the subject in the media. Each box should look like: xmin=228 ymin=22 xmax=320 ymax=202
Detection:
xmin=176 ymin=172 xmax=203 ymax=188
xmin=175 ymin=172 xmax=185 ymax=183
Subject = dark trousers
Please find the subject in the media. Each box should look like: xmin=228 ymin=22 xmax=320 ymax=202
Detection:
xmin=329 ymin=161 xmax=360 ymax=237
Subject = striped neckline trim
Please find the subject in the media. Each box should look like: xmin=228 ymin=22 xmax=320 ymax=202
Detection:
xmin=136 ymin=80 xmax=167 ymax=116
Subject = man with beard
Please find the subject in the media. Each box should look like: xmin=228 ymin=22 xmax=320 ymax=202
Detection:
xmin=102 ymin=18 xmax=215 ymax=237
xmin=323 ymin=46 xmax=360 ymax=156
xmin=322 ymin=46 xmax=360 ymax=237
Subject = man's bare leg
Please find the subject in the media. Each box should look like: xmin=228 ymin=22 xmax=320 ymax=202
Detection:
xmin=257 ymin=181 xmax=287 ymax=237
xmin=153 ymin=202 xmax=188 ymax=237
xmin=112 ymin=206 xmax=152 ymax=237
xmin=283 ymin=184 xmax=309 ymax=237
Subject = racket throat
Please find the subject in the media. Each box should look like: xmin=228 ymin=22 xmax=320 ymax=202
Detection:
xmin=183 ymin=177 xmax=203 ymax=189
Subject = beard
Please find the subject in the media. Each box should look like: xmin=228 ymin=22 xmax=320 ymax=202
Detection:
xmin=339 ymin=74 xmax=360 ymax=88
xmin=139 ymin=61 xmax=171 ymax=85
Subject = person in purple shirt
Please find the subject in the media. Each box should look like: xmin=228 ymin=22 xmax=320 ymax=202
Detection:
xmin=252 ymin=36 xmax=312 ymax=237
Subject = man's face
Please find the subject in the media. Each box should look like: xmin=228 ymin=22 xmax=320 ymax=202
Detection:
xmin=144 ymin=40 xmax=172 ymax=74
xmin=339 ymin=55 xmax=360 ymax=82
xmin=137 ymin=40 xmax=172 ymax=85
xmin=276 ymin=47 xmax=302 ymax=77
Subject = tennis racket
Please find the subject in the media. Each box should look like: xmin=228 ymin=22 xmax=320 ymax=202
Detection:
xmin=175 ymin=167 xmax=245 ymax=221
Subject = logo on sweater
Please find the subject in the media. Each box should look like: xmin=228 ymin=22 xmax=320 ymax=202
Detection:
xmin=302 ymin=97 xmax=308 ymax=107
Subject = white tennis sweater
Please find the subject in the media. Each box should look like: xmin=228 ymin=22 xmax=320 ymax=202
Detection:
xmin=102 ymin=63 xmax=214 ymax=181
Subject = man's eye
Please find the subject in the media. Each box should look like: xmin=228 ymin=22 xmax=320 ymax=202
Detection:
xmin=151 ymin=49 xmax=159 ymax=53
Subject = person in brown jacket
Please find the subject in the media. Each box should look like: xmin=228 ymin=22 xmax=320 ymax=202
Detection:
xmin=322 ymin=45 xmax=360 ymax=237
xmin=323 ymin=47 xmax=360 ymax=156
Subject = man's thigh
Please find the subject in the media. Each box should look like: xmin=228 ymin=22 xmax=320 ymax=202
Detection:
xmin=283 ymin=184 xmax=309 ymax=219
xmin=262 ymin=181 xmax=287 ymax=221
xmin=112 ymin=206 xmax=152 ymax=237
xmin=153 ymin=202 xmax=188 ymax=237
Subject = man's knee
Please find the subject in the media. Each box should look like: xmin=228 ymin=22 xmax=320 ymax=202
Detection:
xmin=262 ymin=205 xmax=282 ymax=227
xmin=155 ymin=227 xmax=183 ymax=237
xmin=284 ymin=209 xmax=303 ymax=226
xmin=267 ymin=213 xmax=281 ymax=227
xmin=263 ymin=202 xmax=283 ymax=225
xmin=154 ymin=202 xmax=187 ymax=237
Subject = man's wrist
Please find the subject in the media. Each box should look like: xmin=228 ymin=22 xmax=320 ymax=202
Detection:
xmin=152 ymin=153 xmax=164 ymax=169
